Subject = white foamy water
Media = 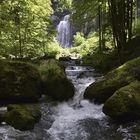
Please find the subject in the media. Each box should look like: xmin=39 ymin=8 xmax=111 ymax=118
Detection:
xmin=46 ymin=66 xmax=105 ymax=140
xmin=57 ymin=15 xmax=72 ymax=48
xmin=0 ymin=65 xmax=139 ymax=140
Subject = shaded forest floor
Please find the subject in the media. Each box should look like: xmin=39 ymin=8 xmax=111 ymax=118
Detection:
xmin=82 ymin=36 xmax=140 ymax=73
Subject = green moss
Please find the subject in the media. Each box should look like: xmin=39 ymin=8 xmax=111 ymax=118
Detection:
xmin=82 ymin=51 xmax=119 ymax=73
xmin=0 ymin=60 xmax=41 ymax=104
xmin=84 ymin=56 xmax=140 ymax=103
xmin=39 ymin=60 xmax=65 ymax=82
xmin=39 ymin=59 xmax=75 ymax=101
xmin=103 ymin=81 xmax=140 ymax=121
xmin=5 ymin=104 xmax=41 ymax=130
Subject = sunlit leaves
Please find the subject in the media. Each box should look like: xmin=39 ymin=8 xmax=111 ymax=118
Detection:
xmin=0 ymin=0 xmax=53 ymax=58
xmin=72 ymin=0 xmax=99 ymax=26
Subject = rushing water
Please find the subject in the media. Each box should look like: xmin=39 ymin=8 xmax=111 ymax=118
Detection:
xmin=0 ymin=64 xmax=140 ymax=140
xmin=57 ymin=15 xmax=72 ymax=48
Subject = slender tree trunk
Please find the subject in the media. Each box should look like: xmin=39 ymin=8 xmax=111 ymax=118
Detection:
xmin=18 ymin=16 xmax=22 ymax=59
xmin=108 ymin=0 xmax=134 ymax=63
xmin=98 ymin=3 xmax=102 ymax=53
xmin=128 ymin=0 xmax=133 ymax=41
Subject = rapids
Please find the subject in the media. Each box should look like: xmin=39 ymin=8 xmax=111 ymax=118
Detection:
xmin=0 ymin=64 xmax=140 ymax=140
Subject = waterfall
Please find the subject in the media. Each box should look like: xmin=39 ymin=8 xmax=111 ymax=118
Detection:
xmin=57 ymin=15 xmax=72 ymax=48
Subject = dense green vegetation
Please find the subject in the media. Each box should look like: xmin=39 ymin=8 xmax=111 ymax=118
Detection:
xmin=1 ymin=0 xmax=140 ymax=63
xmin=0 ymin=0 xmax=53 ymax=58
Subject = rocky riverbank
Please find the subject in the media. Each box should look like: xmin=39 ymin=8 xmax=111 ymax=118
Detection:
xmin=0 ymin=59 xmax=75 ymax=130
xmin=84 ymin=56 xmax=140 ymax=122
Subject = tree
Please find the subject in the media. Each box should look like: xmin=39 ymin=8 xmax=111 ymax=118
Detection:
xmin=108 ymin=0 xmax=134 ymax=63
xmin=72 ymin=0 xmax=136 ymax=62
xmin=0 ymin=0 xmax=53 ymax=58
xmin=72 ymin=0 xmax=109 ymax=52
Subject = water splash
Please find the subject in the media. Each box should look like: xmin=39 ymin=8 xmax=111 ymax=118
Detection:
xmin=57 ymin=15 xmax=72 ymax=48
xmin=0 ymin=66 xmax=139 ymax=140
xmin=46 ymin=66 xmax=105 ymax=140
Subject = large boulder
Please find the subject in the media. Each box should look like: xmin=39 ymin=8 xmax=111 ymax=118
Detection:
xmin=0 ymin=60 xmax=41 ymax=103
xmin=39 ymin=59 xmax=75 ymax=101
xmin=4 ymin=104 xmax=41 ymax=130
xmin=84 ymin=56 xmax=140 ymax=104
xmin=103 ymin=81 xmax=140 ymax=121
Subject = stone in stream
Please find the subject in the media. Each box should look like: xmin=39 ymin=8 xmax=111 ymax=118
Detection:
xmin=84 ymin=56 xmax=140 ymax=104
xmin=39 ymin=59 xmax=75 ymax=101
xmin=103 ymin=81 xmax=140 ymax=121
xmin=0 ymin=60 xmax=41 ymax=104
xmin=77 ymin=72 xmax=86 ymax=79
xmin=59 ymin=56 xmax=71 ymax=61
xmin=3 ymin=104 xmax=41 ymax=130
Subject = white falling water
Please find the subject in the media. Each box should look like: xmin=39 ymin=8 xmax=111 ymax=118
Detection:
xmin=57 ymin=15 xmax=71 ymax=48
xmin=46 ymin=66 xmax=105 ymax=140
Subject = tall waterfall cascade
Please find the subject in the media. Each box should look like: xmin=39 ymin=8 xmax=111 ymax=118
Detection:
xmin=57 ymin=15 xmax=72 ymax=48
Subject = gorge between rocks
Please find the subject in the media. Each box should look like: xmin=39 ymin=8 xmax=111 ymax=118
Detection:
xmin=0 ymin=61 xmax=140 ymax=140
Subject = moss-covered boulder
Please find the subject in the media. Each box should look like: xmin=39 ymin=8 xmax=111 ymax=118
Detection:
xmin=4 ymin=104 xmax=41 ymax=130
xmin=103 ymin=81 xmax=140 ymax=121
xmin=84 ymin=56 xmax=140 ymax=104
xmin=0 ymin=60 xmax=41 ymax=103
xmin=39 ymin=59 xmax=75 ymax=101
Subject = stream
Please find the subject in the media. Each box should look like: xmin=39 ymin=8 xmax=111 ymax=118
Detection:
xmin=0 ymin=64 xmax=140 ymax=140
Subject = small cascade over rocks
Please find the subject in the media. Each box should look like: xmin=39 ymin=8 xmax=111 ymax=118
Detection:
xmin=0 ymin=62 xmax=140 ymax=140
xmin=57 ymin=15 xmax=72 ymax=48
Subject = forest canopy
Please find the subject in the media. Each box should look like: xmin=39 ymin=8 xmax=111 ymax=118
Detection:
xmin=72 ymin=0 xmax=139 ymax=63
xmin=0 ymin=0 xmax=140 ymax=62
xmin=0 ymin=0 xmax=53 ymax=58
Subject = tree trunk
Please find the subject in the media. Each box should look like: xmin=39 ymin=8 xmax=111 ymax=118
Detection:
xmin=98 ymin=3 xmax=102 ymax=53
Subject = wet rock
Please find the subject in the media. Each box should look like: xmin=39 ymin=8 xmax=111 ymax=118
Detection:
xmin=77 ymin=72 xmax=85 ymax=79
xmin=39 ymin=59 xmax=75 ymax=101
xmin=84 ymin=56 xmax=140 ymax=104
xmin=51 ymin=15 xmax=60 ymax=26
xmin=70 ymin=66 xmax=75 ymax=70
xmin=75 ymin=59 xmax=81 ymax=65
xmin=4 ymin=104 xmax=41 ymax=130
xmin=103 ymin=81 xmax=140 ymax=121
xmin=0 ymin=107 xmax=7 ymax=123
xmin=0 ymin=60 xmax=41 ymax=104
xmin=59 ymin=56 xmax=71 ymax=61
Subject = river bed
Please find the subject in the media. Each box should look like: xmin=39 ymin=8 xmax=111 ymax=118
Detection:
xmin=0 ymin=65 xmax=140 ymax=140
